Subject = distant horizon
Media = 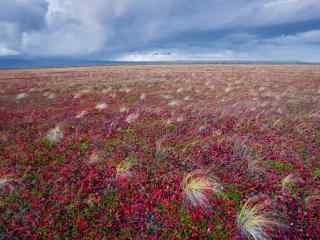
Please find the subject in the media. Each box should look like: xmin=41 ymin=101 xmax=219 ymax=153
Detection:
xmin=1 ymin=58 xmax=320 ymax=70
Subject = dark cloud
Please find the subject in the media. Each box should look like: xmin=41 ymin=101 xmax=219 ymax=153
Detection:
xmin=0 ymin=0 xmax=48 ymax=30
xmin=0 ymin=0 xmax=48 ymax=55
xmin=1 ymin=0 xmax=320 ymax=61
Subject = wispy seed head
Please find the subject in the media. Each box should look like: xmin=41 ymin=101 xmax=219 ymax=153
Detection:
xmin=181 ymin=170 xmax=223 ymax=209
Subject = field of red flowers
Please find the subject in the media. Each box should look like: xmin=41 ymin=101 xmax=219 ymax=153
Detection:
xmin=0 ymin=64 xmax=320 ymax=239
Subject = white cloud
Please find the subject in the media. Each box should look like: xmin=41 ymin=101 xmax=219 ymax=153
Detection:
xmin=269 ymin=30 xmax=320 ymax=44
xmin=117 ymin=49 xmax=250 ymax=61
xmin=0 ymin=47 xmax=19 ymax=56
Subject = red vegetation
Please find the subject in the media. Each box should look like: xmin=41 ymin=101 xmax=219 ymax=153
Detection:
xmin=0 ymin=64 xmax=320 ymax=239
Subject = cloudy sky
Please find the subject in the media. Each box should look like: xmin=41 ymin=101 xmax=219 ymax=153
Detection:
xmin=1 ymin=0 xmax=320 ymax=62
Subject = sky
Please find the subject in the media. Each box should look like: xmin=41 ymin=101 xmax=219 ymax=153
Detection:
xmin=1 ymin=0 xmax=320 ymax=62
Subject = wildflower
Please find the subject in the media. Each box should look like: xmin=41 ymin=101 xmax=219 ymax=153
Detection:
xmin=16 ymin=93 xmax=28 ymax=100
xmin=95 ymin=102 xmax=108 ymax=110
xmin=237 ymin=196 xmax=281 ymax=240
xmin=46 ymin=125 xmax=64 ymax=143
xmin=181 ymin=170 xmax=223 ymax=209
xmin=126 ymin=112 xmax=139 ymax=123
xmin=76 ymin=110 xmax=88 ymax=119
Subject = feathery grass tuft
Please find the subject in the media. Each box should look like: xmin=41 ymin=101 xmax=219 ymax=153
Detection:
xmin=237 ymin=196 xmax=281 ymax=240
xmin=46 ymin=125 xmax=64 ymax=144
xmin=181 ymin=170 xmax=223 ymax=209
xmin=16 ymin=93 xmax=28 ymax=100
xmin=233 ymin=138 xmax=264 ymax=175
xmin=76 ymin=110 xmax=88 ymax=119
xmin=140 ymin=93 xmax=146 ymax=101
xmin=281 ymin=174 xmax=304 ymax=197
xmin=0 ymin=175 xmax=15 ymax=191
xmin=95 ymin=102 xmax=108 ymax=110
xmin=126 ymin=112 xmax=140 ymax=123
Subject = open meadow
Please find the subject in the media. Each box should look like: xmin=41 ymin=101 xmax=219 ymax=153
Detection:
xmin=0 ymin=64 xmax=320 ymax=239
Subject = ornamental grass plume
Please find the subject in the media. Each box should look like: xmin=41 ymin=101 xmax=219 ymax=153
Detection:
xmin=181 ymin=170 xmax=223 ymax=209
xmin=140 ymin=93 xmax=146 ymax=101
xmin=87 ymin=151 xmax=103 ymax=165
xmin=281 ymin=174 xmax=304 ymax=196
xmin=0 ymin=175 xmax=16 ymax=192
xmin=126 ymin=112 xmax=140 ymax=123
xmin=95 ymin=102 xmax=108 ymax=110
xmin=233 ymin=138 xmax=263 ymax=175
xmin=305 ymin=193 xmax=320 ymax=209
xmin=0 ymin=176 xmax=12 ymax=189
xmin=46 ymin=125 xmax=64 ymax=144
xmin=237 ymin=196 xmax=282 ymax=240
xmin=120 ymin=106 xmax=128 ymax=113
xmin=168 ymin=100 xmax=181 ymax=107
xmin=16 ymin=92 xmax=28 ymax=100
xmin=73 ymin=89 xmax=91 ymax=99
xmin=76 ymin=110 xmax=88 ymax=119
xmin=155 ymin=138 xmax=169 ymax=161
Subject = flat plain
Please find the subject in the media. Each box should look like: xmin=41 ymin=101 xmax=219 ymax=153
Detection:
xmin=0 ymin=64 xmax=320 ymax=239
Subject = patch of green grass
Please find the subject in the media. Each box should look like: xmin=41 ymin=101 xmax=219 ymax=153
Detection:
xmin=40 ymin=138 xmax=52 ymax=149
xmin=125 ymin=95 xmax=137 ymax=103
xmin=101 ymin=191 xmax=118 ymax=209
xmin=55 ymin=155 xmax=65 ymax=164
xmin=209 ymin=227 xmax=229 ymax=240
xmin=266 ymin=160 xmax=294 ymax=172
xmin=314 ymin=168 xmax=320 ymax=178
xmin=79 ymin=140 xmax=89 ymax=152
xmin=296 ymin=144 xmax=310 ymax=162
xmin=180 ymin=210 xmax=192 ymax=226
xmin=223 ymin=191 xmax=241 ymax=210
xmin=107 ymin=137 xmax=122 ymax=146
xmin=119 ymin=228 xmax=132 ymax=239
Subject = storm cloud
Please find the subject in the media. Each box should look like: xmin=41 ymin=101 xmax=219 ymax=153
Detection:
xmin=1 ymin=0 xmax=320 ymax=61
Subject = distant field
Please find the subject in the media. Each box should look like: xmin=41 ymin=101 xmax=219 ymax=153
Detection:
xmin=0 ymin=64 xmax=320 ymax=239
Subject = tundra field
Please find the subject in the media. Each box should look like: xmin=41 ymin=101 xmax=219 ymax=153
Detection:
xmin=0 ymin=64 xmax=320 ymax=239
